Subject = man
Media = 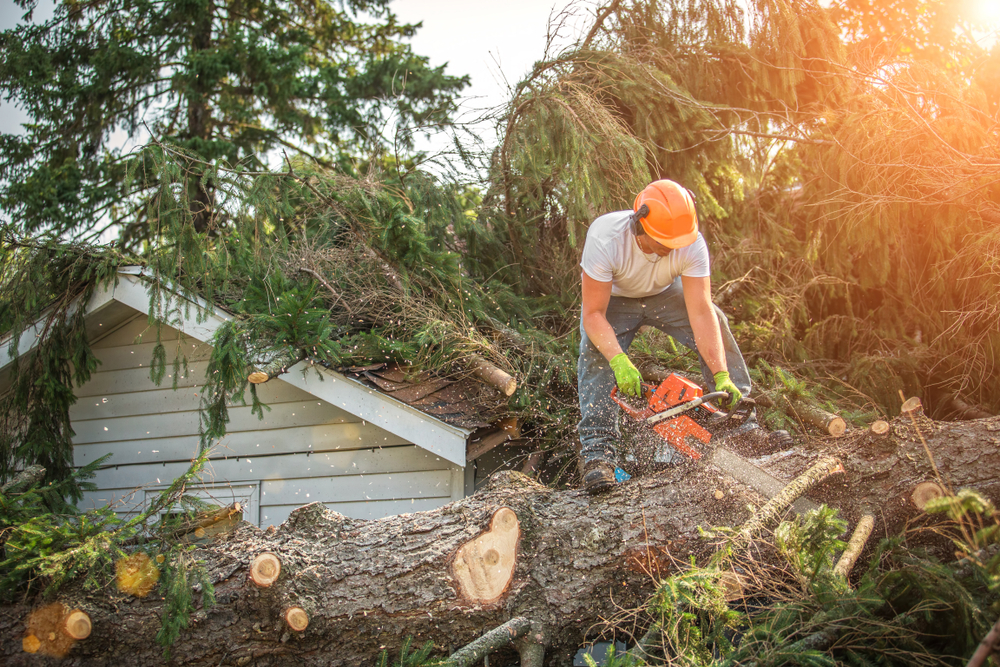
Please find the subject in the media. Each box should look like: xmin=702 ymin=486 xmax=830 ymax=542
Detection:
xmin=577 ymin=179 xmax=762 ymax=494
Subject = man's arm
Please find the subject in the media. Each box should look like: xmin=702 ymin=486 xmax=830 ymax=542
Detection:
xmin=581 ymin=272 xmax=643 ymax=397
xmin=581 ymin=272 xmax=619 ymax=361
xmin=681 ymin=275 xmax=726 ymax=374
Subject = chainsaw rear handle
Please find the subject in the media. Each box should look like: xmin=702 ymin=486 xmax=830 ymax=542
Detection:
xmin=610 ymin=384 xmax=657 ymax=420
xmin=711 ymin=397 xmax=757 ymax=432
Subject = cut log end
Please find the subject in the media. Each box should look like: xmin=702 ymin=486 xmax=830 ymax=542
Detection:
xmin=869 ymin=420 xmax=890 ymax=436
xmin=901 ymin=396 xmax=923 ymax=416
xmin=284 ymin=607 xmax=309 ymax=632
xmin=248 ymin=371 xmax=270 ymax=384
xmin=250 ymin=552 xmax=281 ymax=587
xmin=452 ymin=507 xmax=520 ymax=604
xmin=63 ymin=610 xmax=91 ymax=640
xmin=827 ymin=417 xmax=847 ymax=437
xmin=911 ymin=481 xmax=946 ymax=510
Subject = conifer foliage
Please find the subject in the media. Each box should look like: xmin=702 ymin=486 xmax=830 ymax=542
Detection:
xmin=0 ymin=0 xmax=468 ymax=245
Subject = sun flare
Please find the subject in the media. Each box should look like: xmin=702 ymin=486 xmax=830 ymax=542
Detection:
xmin=971 ymin=0 xmax=1000 ymax=26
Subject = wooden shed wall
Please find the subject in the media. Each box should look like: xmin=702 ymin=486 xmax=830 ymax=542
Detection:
xmin=71 ymin=312 xmax=465 ymax=527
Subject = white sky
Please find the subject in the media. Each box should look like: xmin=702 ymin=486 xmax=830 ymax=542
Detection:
xmin=0 ymin=0 xmax=580 ymax=152
xmin=2 ymin=1 xmax=994 ymax=152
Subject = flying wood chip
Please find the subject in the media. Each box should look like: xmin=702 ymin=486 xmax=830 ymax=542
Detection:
xmin=451 ymin=507 xmax=520 ymax=604
xmin=24 ymin=603 xmax=75 ymax=658
xmin=115 ymin=552 xmax=160 ymax=597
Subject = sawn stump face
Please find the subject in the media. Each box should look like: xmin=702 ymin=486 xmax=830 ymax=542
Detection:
xmin=451 ymin=507 xmax=520 ymax=604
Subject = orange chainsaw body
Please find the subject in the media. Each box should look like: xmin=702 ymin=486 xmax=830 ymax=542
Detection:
xmin=612 ymin=374 xmax=719 ymax=460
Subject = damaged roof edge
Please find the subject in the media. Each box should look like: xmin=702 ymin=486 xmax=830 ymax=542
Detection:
xmin=280 ymin=361 xmax=471 ymax=467
xmin=2 ymin=267 xmax=471 ymax=466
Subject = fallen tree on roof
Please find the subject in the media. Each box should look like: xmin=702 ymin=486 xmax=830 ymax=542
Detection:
xmin=2 ymin=409 xmax=999 ymax=666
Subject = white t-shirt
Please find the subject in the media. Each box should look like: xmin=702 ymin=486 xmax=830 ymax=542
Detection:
xmin=580 ymin=210 xmax=711 ymax=298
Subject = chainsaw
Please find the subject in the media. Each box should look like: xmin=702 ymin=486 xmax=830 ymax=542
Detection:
xmin=610 ymin=373 xmax=812 ymax=514
xmin=611 ymin=373 xmax=758 ymax=461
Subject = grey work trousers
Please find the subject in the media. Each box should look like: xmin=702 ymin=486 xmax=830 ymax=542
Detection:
xmin=577 ymin=277 xmax=751 ymax=465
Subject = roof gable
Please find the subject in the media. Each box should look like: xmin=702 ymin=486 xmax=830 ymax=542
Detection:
xmin=1 ymin=268 xmax=470 ymax=467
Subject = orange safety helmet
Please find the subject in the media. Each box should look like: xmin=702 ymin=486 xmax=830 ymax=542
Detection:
xmin=632 ymin=180 xmax=698 ymax=248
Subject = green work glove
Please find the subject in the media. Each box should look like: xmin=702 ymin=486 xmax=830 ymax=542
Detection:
xmin=610 ymin=353 xmax=642 ymax=397
xmin=713 ymin=370 xmax=742 ymax=408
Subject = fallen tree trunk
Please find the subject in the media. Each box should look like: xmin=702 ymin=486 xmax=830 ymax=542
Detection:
xmin=2 ymin=413 xmax=999 ymax=666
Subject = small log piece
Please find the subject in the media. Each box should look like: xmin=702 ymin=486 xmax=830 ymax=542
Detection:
xmin=251 ymin=552 xmax=282 ymax=588
xmin=452 ymin=507 xmax=520 ymax=604
xmin=834 ymin=514 xmax=875 ymax=579
xmin=901 ymin=396 xmax=923 ymax=417
xmin=284 ymin=607 xmax=309 ymax=632
xmin=179 ymin=503 xmax=243 ymax=542
xmin=469 ymin=354 xmax=517 ymax=396
xmin=62 ymin=610 xmax=91 ymax=640
xmin=911 ymin=481 xmax=946 ymax=510
xmin=792 ymin=400 xmax=847 ymax=437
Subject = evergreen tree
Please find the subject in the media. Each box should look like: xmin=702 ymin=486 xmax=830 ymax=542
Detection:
xmin=0 ymin=0 xmax=468 ymax=246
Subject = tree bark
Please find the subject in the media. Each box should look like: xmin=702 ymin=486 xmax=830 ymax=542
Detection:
xmin=2 ymin=414 xmax=999 ymax=666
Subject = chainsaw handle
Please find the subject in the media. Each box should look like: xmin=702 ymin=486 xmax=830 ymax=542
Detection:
xmin=610 ymin=384 xmax=655 ymax=419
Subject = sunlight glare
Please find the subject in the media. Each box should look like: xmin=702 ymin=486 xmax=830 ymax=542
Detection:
xmin=972 ymin=0 xmax=1000 ymax=26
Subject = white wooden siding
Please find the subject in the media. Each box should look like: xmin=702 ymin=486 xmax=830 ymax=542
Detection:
xmin=263 ymin=496 xmax=449 ymax=526
xmin=71 ymin=312 xmax=465 ymax=526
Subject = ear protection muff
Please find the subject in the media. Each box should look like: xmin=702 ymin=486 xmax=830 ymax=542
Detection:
xmin=631 ymin=203 xmax=650 ymax=236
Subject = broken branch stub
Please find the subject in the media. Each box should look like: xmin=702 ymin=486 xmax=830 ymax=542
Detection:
xmin=285 ymin=607 xmax=309 ymax=632
xmin=248 ymin=351 xmax=306 ymax=384
xmin=62 ymin=610 xmax=92 ymax=640
xmin=446 ymin=617 xmax=532 ymax=667
xmin=452 ymin=507 xmax=520 ymax=604
xmin=250 ymin=552 xmax=281 ymax=587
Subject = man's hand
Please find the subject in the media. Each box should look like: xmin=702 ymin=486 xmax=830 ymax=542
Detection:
xmin=713 ymin=370 xmax=742 ymax=408
xmin=610 ymin=353 xmax=642 ymax=397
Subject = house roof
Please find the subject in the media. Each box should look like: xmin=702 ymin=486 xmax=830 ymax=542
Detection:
xmin=0 ymin=267 xmax=477 ymax=467
xmin=340 ymin=364 xmax=496 ymax=430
